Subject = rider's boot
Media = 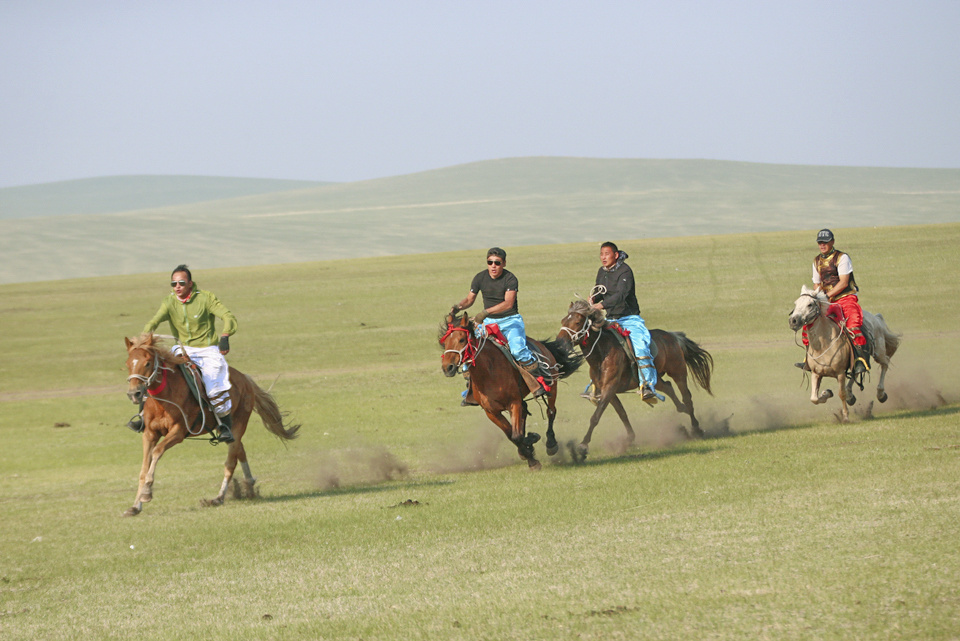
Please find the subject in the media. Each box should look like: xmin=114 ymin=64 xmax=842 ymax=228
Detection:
xmin=638 ymin=383 xmax=659 ymax=404
xmin=216 ymin=414 xmax=235 ymax=443
xmin=853 ymin=343 xmax=870 ymax=375
xmin=127 ymin=401 xmax=145 ymax=432
xmin=521 ymin=359 xmax=548 ymax=398
xmin=460 ymin=374 xmax=479 ymax=406
xmin=794 ymin=360 xmax=811 ymax=371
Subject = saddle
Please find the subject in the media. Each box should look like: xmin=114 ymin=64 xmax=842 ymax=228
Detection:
xmin=606 ymin=321 xmax=657 ymax=380
xmin=478 ymin=323 xmax=552 ymax=397
xmin=177 ymin=360 xmax=219 ymax=433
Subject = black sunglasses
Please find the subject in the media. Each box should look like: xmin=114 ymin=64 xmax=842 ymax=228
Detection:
xmin=487 ymin=260 xmax=503 ymax=266
xmin=170 ymin=280 xmax=189 ymax=287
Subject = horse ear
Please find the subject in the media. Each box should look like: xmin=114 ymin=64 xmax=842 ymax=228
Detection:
xmin=125 ymin=337 xmax=133 ymax=350
xmin=801 ymin=285 xmax=813 ymax=295
xmin=459 ymin=312 xmax=469 ymax=327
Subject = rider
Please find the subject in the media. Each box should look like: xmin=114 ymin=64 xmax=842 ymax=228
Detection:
xmin=127 ymin=264 xmax=238 ymax=443
xmin=452 ymin=247 xmax=547 ymax=399
xmin=590 ymin=242 xmax=659 ymax=403
xmin=800 ymin=229 xmax=870 ymax=374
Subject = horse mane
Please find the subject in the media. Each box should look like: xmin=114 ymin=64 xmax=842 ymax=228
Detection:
xmin=129 ymin=333 xmax=188 ymax=366
xmin=568 ymin=299 xmax=606 ymax=329
xmin=800 ymin=285 xmax=830 ymax=304
xmin=437 ymin=313 xmax=473 ymax=346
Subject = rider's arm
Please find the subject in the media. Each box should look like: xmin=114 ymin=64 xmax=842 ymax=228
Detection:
xmin=482 ymin=290 xmax=516 ymax=316
xmin=143 ymin=300 xmax=170 ymax=334
xmin=823 ymin=273 xmax=851 ymax=300
xmin=455 ymin=291 xmax=478 ymax=311
xmin=206 ymin=293 xmax=238 ymax=337
xmin=595 ymin=268 xmax=632 ymax=311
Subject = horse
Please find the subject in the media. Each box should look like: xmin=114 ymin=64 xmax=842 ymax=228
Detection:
xmin=439 ymin=311 xmax=582 ymax=470
xmin=123 ymin=333 xmax=300 ymax=516
xmin=557 ymin=300 xmax=714 ymax=459
xmin=788 ymin=285 xmax=900 ymax=422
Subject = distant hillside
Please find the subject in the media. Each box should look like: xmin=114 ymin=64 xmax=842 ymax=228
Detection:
xmin=2 ymin=157 xmax=959 ymax=284
xmin=0 ymin=175 xmax=328 ymax=219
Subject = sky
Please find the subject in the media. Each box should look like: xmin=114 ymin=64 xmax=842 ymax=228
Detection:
xmin=2 ymin=1 xmax=959 ymax=189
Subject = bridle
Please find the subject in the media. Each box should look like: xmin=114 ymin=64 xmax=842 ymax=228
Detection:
xmin=439 ymin=323 xmax=481 ymax=368
xmin=560 ymin=309 xmax=603 ymax=359
xmin=127 ymin=350 xmax=172 ymax=396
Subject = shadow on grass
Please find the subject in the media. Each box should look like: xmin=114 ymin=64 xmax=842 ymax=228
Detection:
xmin=253 ymin=478 xmax=455 ymax=504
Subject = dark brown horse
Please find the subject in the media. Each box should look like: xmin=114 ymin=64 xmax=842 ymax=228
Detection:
xmin=439 ymin=311 xmax=582 ymax=469
xmin=123 ymin=333 xmax=300 ymax=516
xmin=557 ymin=300 xmax=713 ymax=458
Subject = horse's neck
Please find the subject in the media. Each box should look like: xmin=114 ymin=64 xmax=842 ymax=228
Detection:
xmin=806 ymin=309 xmax=843 ymax=352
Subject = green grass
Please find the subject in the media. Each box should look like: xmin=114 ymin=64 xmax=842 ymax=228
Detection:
xmin=3 ymin=158 xmax=960 ymax=283
xmin=1 ymin=225 xmax=959 ymax=639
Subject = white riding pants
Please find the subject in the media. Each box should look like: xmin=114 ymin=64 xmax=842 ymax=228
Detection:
xmin=172 ymin=345 xmax=232 ymax=416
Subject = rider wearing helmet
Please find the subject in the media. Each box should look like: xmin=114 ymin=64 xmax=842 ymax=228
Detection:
xmin=803 ymin=229 xmax=870 ymax=374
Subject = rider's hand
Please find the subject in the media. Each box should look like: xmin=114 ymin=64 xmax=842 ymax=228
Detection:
xmin=218 ymin=335 xmax=230 ymax=355
xmin=473 ymin=310 xmax=488 ymax=323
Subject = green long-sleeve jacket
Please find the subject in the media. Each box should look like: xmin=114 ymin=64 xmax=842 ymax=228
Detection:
xmin=143 ymin=284 xmax=237 ymax=348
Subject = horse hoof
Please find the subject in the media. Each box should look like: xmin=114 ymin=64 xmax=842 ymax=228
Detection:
xmin=847 ymin=395 xmax=857 ymax=406
xmin=528 ymin=460 xmax=542 ymax=471
xmin=123 ymin=507 xmax=140 ymax=517
xmin=523 ymin=432 xmax=540 ymax=446
xmin=546 ymin=443 xmax=559 ymax=456
xmin=878 ymin=392 xmax=888 ymax=403
xmin=139 ymin=493 xmax=152 ymax=503
xmin=200 ymin=497 xmax=224 ymax=508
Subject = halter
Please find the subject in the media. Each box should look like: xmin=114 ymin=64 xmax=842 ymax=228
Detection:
xmin=795 ymin=293 xmax=849 ymax=365
xmin=439 ymin=324 xmax=478 ymax=367
xmin=560 ymin=309 xmax=604 ymax=359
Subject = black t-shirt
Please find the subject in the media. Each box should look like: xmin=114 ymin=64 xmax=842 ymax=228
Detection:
xmin=470 ymin=269 xmax=519 ymax=319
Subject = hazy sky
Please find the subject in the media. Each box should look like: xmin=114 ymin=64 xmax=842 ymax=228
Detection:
xmin=2 ymin=1 xmax=959 ymax=188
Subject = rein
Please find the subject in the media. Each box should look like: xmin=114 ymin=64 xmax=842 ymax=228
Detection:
xmin=127 ymin=349 xmax=210 ymax=438
xmin=561 ymin=310 xmax=604 ymax=360
xmin=797 ymin=294 xmax=849 ymax=367
xmin=440 ymin=323 xmax=483 ymax=368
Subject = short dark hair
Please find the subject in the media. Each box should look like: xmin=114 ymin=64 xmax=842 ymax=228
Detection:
xmin=171 ymin=264 xmax=192 ymax=281
xmin=600 ymin=241 xmax=619 ymax=253
xmin=486 ymin=247 xmax=507 ymax=261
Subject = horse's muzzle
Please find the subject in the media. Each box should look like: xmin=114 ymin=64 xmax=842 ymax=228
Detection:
xmin=788 ymin=314 xmax=805 ymax=331
xmin=441 ymin=363 xmax=458 ymax=378
xmin=127 ymin=385 xmax=145 ymax=404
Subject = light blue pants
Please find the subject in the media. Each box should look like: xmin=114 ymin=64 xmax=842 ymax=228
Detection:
xmin=479 ymin=314 xmax=535 ymax=364
xmin=613 ymin=315 xmax=657 ymax=388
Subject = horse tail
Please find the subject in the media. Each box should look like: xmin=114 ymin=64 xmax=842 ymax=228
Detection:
xmin=673 ymin=332 xmax=714 ymax=395
xmin=874 ymin=313 xmax=902 ymax=359
xmin=249 ymin=376 xmax=301 ymax=441
xmin=539 ymin=338 xmax=584 ymax=379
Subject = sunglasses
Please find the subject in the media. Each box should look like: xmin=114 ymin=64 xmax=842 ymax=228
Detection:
xmin=487 ymin=260 xmax=503 ymax=266
xmin=170 ymin=280 xmax=189 ymax=287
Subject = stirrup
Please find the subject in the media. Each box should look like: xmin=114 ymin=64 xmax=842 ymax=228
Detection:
xmin=126 ymin=415 xmax=144 ymax=433
xmin=638 ymin=385 xmax=659 ymax=405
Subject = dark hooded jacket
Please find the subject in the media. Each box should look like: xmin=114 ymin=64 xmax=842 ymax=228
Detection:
xmin=594 ymin=251 xmax=640 ymax=319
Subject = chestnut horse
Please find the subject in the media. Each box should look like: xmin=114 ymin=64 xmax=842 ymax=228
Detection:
xmin=123 ymin=333 xmax=300 ymax=516
xmin=788 ymin=285 xmax=900 ymax=422
xmin=557 ymin=300 xmax=714 ymax=459
xmin=439 ymin=311 xmax=582 ymax=469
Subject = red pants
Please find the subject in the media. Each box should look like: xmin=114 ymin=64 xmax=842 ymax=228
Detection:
xmin=802 ymin=295 xmax=866 ymax=347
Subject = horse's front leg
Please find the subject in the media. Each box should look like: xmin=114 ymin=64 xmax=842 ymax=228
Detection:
xmin=607 ymin=395 xmax=636 ymax=445
xmin=124 ymin=431 xmax=160 ymax=517
xmin=509 ymin=401 xmax=540 ymax=470
xmin=139 ymin=431 xmax=185 ymax=504
xmin=810 ymin=372 xmax=833 ymax=405
xmin=578 ymin=387 xmax=616 ymax=461
xmin=544 ymin=389 xmax=559 ymax=456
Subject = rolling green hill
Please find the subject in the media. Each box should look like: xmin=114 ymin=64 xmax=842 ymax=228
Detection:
xmin=2 ymin=157 xmax=959 ymax=284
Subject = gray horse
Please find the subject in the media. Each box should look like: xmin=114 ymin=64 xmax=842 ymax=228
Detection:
xmin=788 ymin=286 xmax=900 ymax=421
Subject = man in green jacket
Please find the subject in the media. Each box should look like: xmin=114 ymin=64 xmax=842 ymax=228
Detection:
xmin=127 ymin=264 xmax=238 ymax=443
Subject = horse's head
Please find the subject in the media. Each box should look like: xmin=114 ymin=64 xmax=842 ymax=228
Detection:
xmin=558 ymin=300 xmax=603 ymax=347
xmin=788 ymin=285 xmax=828 ymax=331
xmin=438 ymin=312 xmax=473 ymax=377
xmin=125 ymin=335 xmax=160 ymax=404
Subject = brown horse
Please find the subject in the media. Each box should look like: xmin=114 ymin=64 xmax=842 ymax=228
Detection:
xmin=788 ymin=285 xmax=900 ymax=422
xmin=557 ymin=300 xmax=714 ymax=459
xmin=439 ymin=311 xmax=582 ymax=469
xmin=123 ymin=333 xmax=300 ymax=516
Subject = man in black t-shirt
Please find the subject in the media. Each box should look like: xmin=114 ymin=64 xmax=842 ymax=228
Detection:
xmin=452 ymin=247 xmax=545 ymax=397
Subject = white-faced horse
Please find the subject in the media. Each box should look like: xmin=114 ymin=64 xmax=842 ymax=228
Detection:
xmin=788 ymin=285 xmax=900 ymax=421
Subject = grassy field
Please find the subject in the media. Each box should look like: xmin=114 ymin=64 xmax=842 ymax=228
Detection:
xmin=3 ymin=158 xmax=960 ymax=284
xmin=1 ymin=225 xmax=958 ymax=639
